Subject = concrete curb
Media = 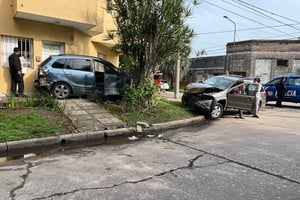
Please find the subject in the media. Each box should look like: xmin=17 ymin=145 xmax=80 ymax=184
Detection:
xmin=142 ymin=116 xmax=204 ymax=134
xmin=0 ymin=128 xmax=135 ymax=157
xmin=0 ymin=117 xmax=204 ymax=157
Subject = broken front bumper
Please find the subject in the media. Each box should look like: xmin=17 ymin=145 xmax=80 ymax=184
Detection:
xmin=182 ymin=93 xmax=215 ymax=115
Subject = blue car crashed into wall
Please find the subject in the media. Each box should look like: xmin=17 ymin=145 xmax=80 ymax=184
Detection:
xmin=34 ymin=54 xmax=128 ymax=99
xmin=263 ymin=74 xmax=300 ymax=103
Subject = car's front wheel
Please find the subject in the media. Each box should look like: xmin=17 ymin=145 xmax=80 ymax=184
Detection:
xmin=52 ymin=82 xmax=71 ymax=99
xmin=181 ymin=94 xmax=188 ymax=106
xmin=209 ymin=103 xmax=223 ymax=119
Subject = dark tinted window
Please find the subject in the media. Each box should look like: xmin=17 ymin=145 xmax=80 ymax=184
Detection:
xmin=52 ymin=58 xmax=66 ymax=69
xmin=104 ymin=62 xmax=120 ymax=75
xmin=66 ymin=58 xmax=92 ymax=72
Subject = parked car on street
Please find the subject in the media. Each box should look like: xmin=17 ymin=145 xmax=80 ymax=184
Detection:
xmin=263 ymin=74 xmax=300 ymax=103
xmin=182 ymin=75 xmax=266 ymax=119
xmin=34 ymin=54 xmax=127 ymax=99
xmin=160 ymin=80 xmax=170 ymax=90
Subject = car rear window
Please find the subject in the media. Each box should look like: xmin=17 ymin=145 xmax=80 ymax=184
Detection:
xmin=52 ymin=58 xmax=66 ymax=69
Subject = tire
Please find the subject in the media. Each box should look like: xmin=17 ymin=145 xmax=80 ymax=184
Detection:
xmin=52 ymin=82 xmax=71 ymax=99
xmin=181 ymin=95 xmax=187 ymax=106
xmin=209 ymin=103 xmax=223 ymax=119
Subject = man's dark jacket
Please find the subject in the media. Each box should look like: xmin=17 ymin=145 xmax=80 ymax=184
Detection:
xmin=8 ymin=53 xmax=21 ymax=76
xmin=276 ymin=80 xmax=287 ymax=98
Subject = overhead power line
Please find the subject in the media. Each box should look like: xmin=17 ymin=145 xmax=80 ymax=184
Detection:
xmin=232 ymin=0 xmax=300 ymax=24
xmin=228 ymin=0 xmax=300 ymax=32
xmin=195 ymin=23 xmax=300 ymax=36
xmin=203 ymin=0 xmax=297 ymax=38
xmin=200 ymin=2 xmax=274 ymax=36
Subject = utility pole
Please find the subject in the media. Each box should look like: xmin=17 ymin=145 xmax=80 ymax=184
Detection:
xmin=224 ymin=16 xmax=236 ymax=73
xmin=175 ymin=53 xmax=180 ymax=99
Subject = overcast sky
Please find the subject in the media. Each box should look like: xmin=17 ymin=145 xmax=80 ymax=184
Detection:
xmin=187 ymin=0 xmax=300 ymax=58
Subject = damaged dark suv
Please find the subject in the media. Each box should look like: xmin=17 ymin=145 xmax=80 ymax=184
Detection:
xmin=182 ymin=75 xmax=265 ymax=119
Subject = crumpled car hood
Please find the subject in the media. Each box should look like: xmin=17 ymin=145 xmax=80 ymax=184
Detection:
xmin=186 ymin=83 xmax=223 ymax=94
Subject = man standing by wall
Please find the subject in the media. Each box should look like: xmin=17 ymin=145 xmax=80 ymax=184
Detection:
xmin=8 ymin=47 xmax=26 ymax=97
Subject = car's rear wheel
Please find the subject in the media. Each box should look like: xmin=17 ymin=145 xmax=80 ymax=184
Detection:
xmin=52 ymin=82 xmax=71 ymax=99
xmin=209 ymin=103 xmax=223 ymax=119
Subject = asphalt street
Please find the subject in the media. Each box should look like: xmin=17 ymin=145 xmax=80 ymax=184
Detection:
xmin=0 ymin=103 xmax=299 ymax=200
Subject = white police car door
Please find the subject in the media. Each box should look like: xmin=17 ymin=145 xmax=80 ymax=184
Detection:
xmin=227 ymin=83 xmax=256 ymax=111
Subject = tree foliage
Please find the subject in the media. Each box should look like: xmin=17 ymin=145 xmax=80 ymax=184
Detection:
xmin=121 ymin=78 xmax=159 ymax=112
xmin=109 ymin=0 xmax=198 ymax=85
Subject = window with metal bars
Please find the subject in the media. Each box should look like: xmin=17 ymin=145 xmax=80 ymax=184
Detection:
xmin=1 ymin=35 xmax=33 ymax=68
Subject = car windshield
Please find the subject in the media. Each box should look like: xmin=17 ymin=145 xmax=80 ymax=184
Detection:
xmin=203 ymin=76 xmax=235 ymax=90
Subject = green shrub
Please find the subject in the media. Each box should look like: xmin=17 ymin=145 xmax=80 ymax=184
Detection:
xmin=87 ymin=91 xmax=106 ymax=103
xmin=122 ymin=78 xmax=159 ymax=112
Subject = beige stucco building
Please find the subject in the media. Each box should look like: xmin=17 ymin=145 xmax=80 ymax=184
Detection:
xmin=0 ymin=0 xmax=119 ymax=95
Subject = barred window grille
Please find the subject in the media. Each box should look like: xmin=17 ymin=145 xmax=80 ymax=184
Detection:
xmin=1 ymin=35 xmax=33 ymax=68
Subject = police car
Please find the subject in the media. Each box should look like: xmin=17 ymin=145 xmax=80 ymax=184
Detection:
xmin=263 ymin=74 xmax=300 ymax=103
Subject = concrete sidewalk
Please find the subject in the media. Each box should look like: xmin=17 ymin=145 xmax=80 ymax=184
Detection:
xmin=61 ymin=99 xmax=127 ymax=133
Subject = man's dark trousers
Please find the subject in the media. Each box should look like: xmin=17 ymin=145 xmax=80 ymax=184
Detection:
xmin=11 ymin=74 xmax=24 ymax=96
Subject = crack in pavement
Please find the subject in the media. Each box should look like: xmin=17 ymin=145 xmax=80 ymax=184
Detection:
xmin=29 ymin=153 xmax=229 ymax=200
xmin=165 ymin=138 xmax=300 ymax=185
xmin=188 ymin=154 xmax=204 ymax=168
xmin=12 ymin=136 xmax=299 ymax=199
xmin=10 ymin=162 xmax=33 ymax=200
xmin=8 ymin=159 xmax=65 ymax=199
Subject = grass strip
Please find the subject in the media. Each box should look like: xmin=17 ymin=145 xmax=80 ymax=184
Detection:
xmin=104 ymin=100 xmax=196 ymax=127
xmin=0 ymin=111 xmax=60 ymax=142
